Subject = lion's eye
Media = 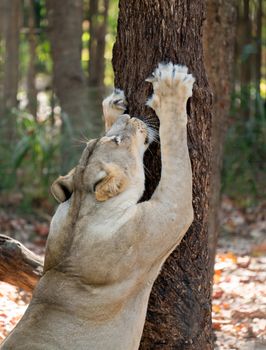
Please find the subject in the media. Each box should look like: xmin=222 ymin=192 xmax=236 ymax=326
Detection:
xmin=93 ymin=179 xmax=101 ymax=192
xmin=93 ymin=170 xmax=107 ymax=192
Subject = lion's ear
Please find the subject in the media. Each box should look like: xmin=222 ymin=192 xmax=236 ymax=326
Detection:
xmin=95 ymin=163 xmax=128 ymax=202
xmin=51 ymin=169 xmax=75 ymax=203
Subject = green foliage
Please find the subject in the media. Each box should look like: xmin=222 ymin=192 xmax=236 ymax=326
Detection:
xmin=0 ymin=111 xmax=17 ymax=191
xmin=16 ymin=113 xmax=60 ymax=194
xmin=0 ymin=110 xmax=60 ymax=206
xmin=36 ymin=39 xmax=52 ymax=74
xmin=222 ymin=90 xmax=266 ymax=206
xmin=81 ymin=28 xmax=90 ymax=71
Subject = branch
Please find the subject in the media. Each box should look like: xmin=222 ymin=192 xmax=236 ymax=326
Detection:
xmin=0 ymin=235 xmax=43 ymax=292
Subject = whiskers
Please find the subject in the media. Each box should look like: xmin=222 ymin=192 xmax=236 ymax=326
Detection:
xmin=142 ymin=115 xmax=160 ymax=145
xmin=143 ymin=163 xmax=153 ymax=178
xmin=72 ymin=133 xmax=91 ymax=148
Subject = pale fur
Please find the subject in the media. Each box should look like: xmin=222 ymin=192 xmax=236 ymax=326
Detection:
xmin=1 ymin=63 xmax=194 ymax=350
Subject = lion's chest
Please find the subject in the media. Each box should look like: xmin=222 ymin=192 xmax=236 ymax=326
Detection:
xmin=58 ymin=205 xmax=141 ymax=285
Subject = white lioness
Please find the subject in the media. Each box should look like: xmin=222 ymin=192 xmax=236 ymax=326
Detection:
xmin=1 ymin=63 xmax=194 ymax=350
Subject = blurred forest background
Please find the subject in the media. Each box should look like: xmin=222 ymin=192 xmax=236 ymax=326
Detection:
xmin=0 ymin=0 xmax=265 ymax=214
xmin=0 ymin=0 xmax=118 ymax=212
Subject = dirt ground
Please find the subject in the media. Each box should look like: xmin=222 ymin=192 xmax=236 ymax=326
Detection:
xmin=0 ymin=196 xmax=265 ymax=349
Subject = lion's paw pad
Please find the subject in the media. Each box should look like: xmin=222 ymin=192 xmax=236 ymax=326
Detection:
xmin=103 ymin=89 xmax=128 ymax=112
xmin=146 ymin=62 xmax=195 ymax=106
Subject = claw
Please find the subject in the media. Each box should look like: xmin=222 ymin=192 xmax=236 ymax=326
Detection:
xmin=145 ymin=71 xmax=157 ymax=83
xmin=145 ymin=76 xmax=155 ymax=83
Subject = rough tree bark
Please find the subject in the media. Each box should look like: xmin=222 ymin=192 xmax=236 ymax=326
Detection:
xmin=203 ymin=1 xmax=237 ymax=272
xmin=113 ymin=1 xmax=213 ymax=349
xmin=46 ymin=0 xmax=90 ymax=171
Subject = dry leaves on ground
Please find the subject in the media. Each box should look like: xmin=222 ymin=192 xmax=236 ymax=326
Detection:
xmin=213 ymin=197 xmax=266 ymax=349
xmin=0 ymin=283 xmax=31 ymax=342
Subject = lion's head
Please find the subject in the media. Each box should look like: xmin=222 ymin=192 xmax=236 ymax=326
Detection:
xmin=51 ymin=115 xmax=155 ymax=204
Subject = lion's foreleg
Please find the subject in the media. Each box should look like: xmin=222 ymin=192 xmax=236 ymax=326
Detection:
xmin=143 ymin=63 xmax=194 ymax=249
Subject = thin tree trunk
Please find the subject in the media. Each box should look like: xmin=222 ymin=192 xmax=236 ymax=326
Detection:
xmin=88 ymin=0 xmax=109 ymax=87
xmin=88 ymin=0 xmax=98 ymax=85
xmin=27 ymin=0 xmax=38 ymax=118
xmin=0 ymin=5 xmax=4 ymax=113
xmin=0 ymin=0 xmax=21 ymax=143
xmin=255 ymin=0 xmax=262 ymax=102
xmin=113 ymin=1 xmax=213 ymax=349
xmin=0 ymin=0 xmax=21 ymax=142
xmin=2 ymin=0 xmax=21 ymax=112
xmin=203 ymin=1 xmax=237 ymax=272
xmin=240 ymin=0 xmax=252 ymax=119
xmin=46 ymin=0 xmax=90 ymax=171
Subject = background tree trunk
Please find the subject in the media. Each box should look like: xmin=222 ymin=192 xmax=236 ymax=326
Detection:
xmin=88 ymin=0 xmax=109 ymax=87
xmin=0 ymin=0 xmax=21 ymax=147
xmin=86 ymin=0 xmax=110 ymax=144
xmin=113 ymin=1 xmax=213 ymax=349
xmin=240 ymin=0 xmax=252 ymax=119
xmin=46 ymin=0 xmax=86 ymax=119
xmin=0 ymin=3 xmax=5 ymax=113
xmin=0 ymin=0 xmax=21 ymax=141
xmin=27 ymin=0 xmax=38 ymax=118
xmin=46 ymin=0 xmax=90 ymax=171
xmin=2 ymin=0 xmax=21 ymax=112
xmin=255 ymin=0 xmax=262 ymax=108
xmin=203 ymin=1 xmax=237 ymax=272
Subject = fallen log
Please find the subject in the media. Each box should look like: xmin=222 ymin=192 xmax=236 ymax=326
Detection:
xmin=0 ymin=235 xmax=43 ymax=292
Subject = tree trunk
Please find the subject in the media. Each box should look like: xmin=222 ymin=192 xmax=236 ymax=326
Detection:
xmin=88 ymin=0 xmax=109 ymax=87
xmin=27 ymin=0 xmax=38 ymax=118
xmin=2 ymin=0 xmax=21 ymax=111
xmin=0 ymin=5 xmax=4 ymax=113
xmin=46 ymin=0 xmax=90 ymax=171
xmin=113 ymin=1 xmax=213 ymax=349
xmin=203 ymin=1 xmax=237 ymax=272
xmin=0 ymin=0 xmax=21 ymax=141
xmin=86 ymin=0 xmax=110 ymax=140
xmin=255 ymin=0 xmax=262 ymax=103
xmin=46 ymin=0 xmax=86 ymax=118
xmin=0 ymin=235 xmax=43 ymax=292
xmin=240 ymin=0 xmax=252 ymax=119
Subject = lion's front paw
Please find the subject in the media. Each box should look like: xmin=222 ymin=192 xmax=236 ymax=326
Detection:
xmin=102 ymin=89 xmax=127 ymax=115
xmin=102 ymin=89 xmax=128 ymax=131
xmin=146 ymin=62 xmax=195 ymax=114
